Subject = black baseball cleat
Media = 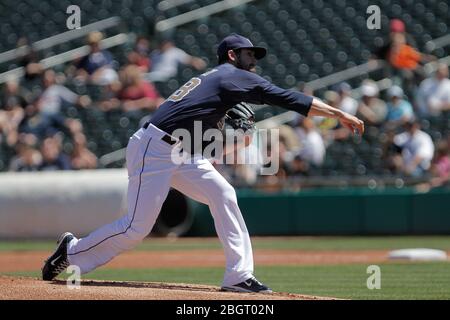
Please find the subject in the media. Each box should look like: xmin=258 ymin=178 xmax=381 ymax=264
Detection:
xmin=221 ymin=277 xmax=273 ymax=293
xmin=42 ymin=232 xmax=74 ymax=281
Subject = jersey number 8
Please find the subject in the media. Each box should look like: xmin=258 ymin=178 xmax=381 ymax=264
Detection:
xmin=167 ymin=77 xmax=201 ymax=102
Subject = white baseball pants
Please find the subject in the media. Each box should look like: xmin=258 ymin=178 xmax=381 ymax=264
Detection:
xmin=67 ymin=124 xmax=254 ymax=286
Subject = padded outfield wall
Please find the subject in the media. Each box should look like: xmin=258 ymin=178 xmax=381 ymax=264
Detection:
xmin=0 ymin=170 xmax=449 ymax=238
xmin=188 ymin=187 xmax=450 ymax=236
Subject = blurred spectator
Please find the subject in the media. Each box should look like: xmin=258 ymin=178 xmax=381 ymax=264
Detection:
xmin=215 ymin=146 xmax=261 ymax=187
xmin=385 ymin=86 xmax=414 ymax=128
xmin=387 ymin=32 xmax=422 ymax=71
xmin=38 ymin=135 xmax=72 ymax=171
xmin=16 ymin=37 xmax=43 ymax=81
xmin=117 ymin=65 xmax=164 ymax=112
xmin=278 ymin=124 xmax=301 ymax=151
xmin=287 ymin=153 xmax=310 ymax=177
xmin=75 ymin=32 xmax=118 ymax=85
xmin=300 ymin=83 xmax=314 ymax=97
xmin=391 ymin=120 xmax=435 ymax=177
xmin=8 ymin=136 xmax=42 ymax=172
xmin=70 ymin=133 xmax=98 ymax=170
xmin=294 ymin=118 xmax=325 ymax=167
xmin=372 ymin=19 xmax=434 ymax=93
xmin=37 ymin=69 xmax=91 ymax=116
xmin=320 ymin=90 xmax=354 ymax=142
xmin=145 ymin=40 xmax=207 ymax=82
xmin=97 ymin=81 xmax=123 ymax=112
xmin=373 ymin=19 xmax=435 ymax=69
xmin=18 ymin=98 xmax=76 ymax=140
xmin=233 ymin=141 xmax=262 ymax=186
xmin=416 ymin=140 xmax=450 ymax=192
xmin=429 ymin=140 xmax=450 ymax=186
xmin=317 ymin=91 xmax=339 ymax=132
xmin=415 ymin=63 xmax=450 ymax=116
xmin=0 ymin=78 xmax=28 ymax=146
xmin=1 ymin=78 xmax=29 ymax=110
xmin=127 ymin=36 xmax=152 ymax=72
xmin=335 ymin=82 xmax=358 ymax=115
xmin=357 ymin=80 xmax=387 ymax=126
xmin=257 ymin=141 xmax=288 ymax=193
xmin=21 ymin=49 xmax=43 ymax=81
xmin=64 ymin=118 xmax=85 ymax=138
xmin=213 ymin=125 xmax=262 ymax=186
xmin=18 ymin=102 xmax=61 ymax=139
xmin=373 ymin=19 xmax=418 ymax=61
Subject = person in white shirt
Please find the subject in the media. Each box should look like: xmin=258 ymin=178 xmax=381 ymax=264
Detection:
xmin=336 ymin=82 xmax=358 ymax=116
xmin=357 ymin=80 xmax=387 ymax=126
xmin=38 ymin=69 xmax=91 ymax=116
xmin=295 ymin=117 xmax=326 ymax=166
xmin=393 ymin=119 xmax=435 ymax=176
xmin=145 ymin=40 xmax=206 ymax=82
xmin=415 ymin=63 xmax=450 ymax=116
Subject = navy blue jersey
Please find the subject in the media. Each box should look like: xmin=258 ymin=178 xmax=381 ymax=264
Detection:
xmin=149 ymin=63 xmax=313 ymax=135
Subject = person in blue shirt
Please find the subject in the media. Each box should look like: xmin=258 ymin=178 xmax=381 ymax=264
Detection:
xmin=75 ymin=32 xmax=117 ymax=85
xmin=386 ymin=85 xmax=414 ymax=128
xmin=38 ymin=136 xmax=72 ymax=171
xmin=43 ymin=34 xmax=364 ymax=293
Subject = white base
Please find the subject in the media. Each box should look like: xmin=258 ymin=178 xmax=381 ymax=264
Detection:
xmin=388 ymin=248 xmax=448 ymax=261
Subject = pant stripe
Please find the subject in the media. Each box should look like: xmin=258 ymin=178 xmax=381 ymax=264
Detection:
xmin=68 ymin=137 xmax=153 ymax=256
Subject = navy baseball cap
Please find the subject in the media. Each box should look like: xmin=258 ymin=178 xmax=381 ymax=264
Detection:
xmin=217 ymin=33 xmax=267 ymax=60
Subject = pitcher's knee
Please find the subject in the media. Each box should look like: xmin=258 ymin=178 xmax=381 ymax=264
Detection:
xmin=222 ymin=186 xmax=238 ymax=204
xmin=207 ymin=183 xmax=238 ymax=205
xmin=125 ymin=226 xmax=149 ymax=243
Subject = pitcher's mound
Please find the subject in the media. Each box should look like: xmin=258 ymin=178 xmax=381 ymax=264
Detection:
xmin=0 ymin=276 xmax=338 ymax=300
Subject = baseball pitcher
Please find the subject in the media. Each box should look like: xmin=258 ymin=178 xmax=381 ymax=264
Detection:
xmin=42 ymin=33 xmax=364 ymax=293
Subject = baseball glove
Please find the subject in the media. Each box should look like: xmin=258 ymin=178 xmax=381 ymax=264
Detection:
xmin=223 ymin=102 xmax=256 ymax=132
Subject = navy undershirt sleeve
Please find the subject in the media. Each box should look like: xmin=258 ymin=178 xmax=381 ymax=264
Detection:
xmin=220 ymin=69 xmax=313 ymax=117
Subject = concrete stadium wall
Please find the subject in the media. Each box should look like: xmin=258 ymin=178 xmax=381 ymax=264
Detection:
xmin=0 ymin=170 xmax=128 ymax=239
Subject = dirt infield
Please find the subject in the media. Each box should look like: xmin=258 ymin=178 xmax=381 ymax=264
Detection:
xmin=0 ymin=276 xmax=338 ymax=300
xmin=0 ymin=248 xmax=388 ymax=300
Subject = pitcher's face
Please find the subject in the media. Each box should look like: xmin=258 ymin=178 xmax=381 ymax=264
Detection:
xmin=234 ymin=49 xmax=257 ymax=72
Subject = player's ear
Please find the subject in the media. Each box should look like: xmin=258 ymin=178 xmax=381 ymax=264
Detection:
xmin=227 ymin=49 xmax=238 ymax=63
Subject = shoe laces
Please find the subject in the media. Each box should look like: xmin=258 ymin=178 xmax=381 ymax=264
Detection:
xmin=251 ymin=277 xmax=263 ymax=286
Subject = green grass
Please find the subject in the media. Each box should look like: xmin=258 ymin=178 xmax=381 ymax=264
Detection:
xmin=6 ymin=262 xmax=450 ymax=299
xmin=1 ymin=236 xmax=450 ymax=252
